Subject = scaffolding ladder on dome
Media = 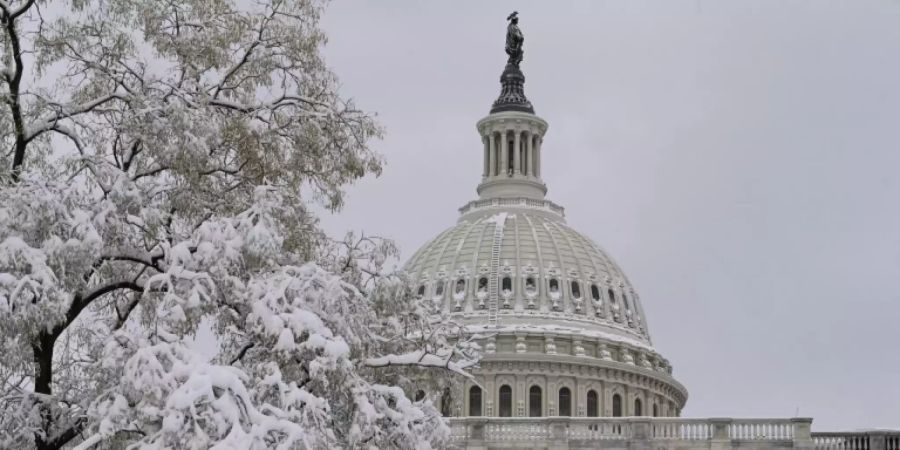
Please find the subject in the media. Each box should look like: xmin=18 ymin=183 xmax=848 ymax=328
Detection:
xmin=487 ymin=217 xmax=504 ymax=327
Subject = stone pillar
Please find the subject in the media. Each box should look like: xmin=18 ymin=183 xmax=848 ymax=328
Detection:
xmin=488 ymin=132 xmax=497 ymax=177
xmin=513 ymin=130 xmax=521 ymax=174
xmin=500 ymin=131 xmax=508 ymax=176
xmin=485 ymin=374 xmax=495 ymax=417
xmin=548 ymin=417 xmax=570 ymax=450
xmin=791 ymin=417 xmax=815 ymax=450
xmin=466 ymin=418 xmax=487 ymax=450
xmin=630 ymin=418 xmax=652 ymax=450
xmin=535 ymin=135 xmax=542 ymax=177
xmin=870 ymin=432 xmax=890 ymax=450
xmin=710 ymin=418 xmax=733 ymax=450
xmin=526 ymin=132 xmax=534 ymax=176
xmin=482 ymin=135 xmax=489 ymax=178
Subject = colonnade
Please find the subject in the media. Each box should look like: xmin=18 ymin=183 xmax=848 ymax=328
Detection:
xmin=482 ymin=129 xmax=543 ymax=178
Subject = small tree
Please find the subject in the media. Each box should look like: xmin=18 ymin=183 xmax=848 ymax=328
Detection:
xmin=0 ymin=0 xmax=476 ymax=448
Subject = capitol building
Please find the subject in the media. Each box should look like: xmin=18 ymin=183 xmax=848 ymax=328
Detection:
xmin=402 ymin=14 xmax=898 ymax=450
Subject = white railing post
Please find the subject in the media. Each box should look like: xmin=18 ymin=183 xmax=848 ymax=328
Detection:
xmin=710 ymin=418 xmax=733 ymax=450
xmin=870 ymin=431 xmax=888 ymax=450
xmin=548 ymin=417 xmax=569 ymax=450
xmin=630 ymin=418 xmax=652 ymax=450
xmin=791 ymin=418 xmax=814 ymax=450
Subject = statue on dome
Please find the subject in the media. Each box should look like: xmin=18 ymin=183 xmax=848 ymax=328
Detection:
xmin=505 ymin=11 xmax=524 ymax=67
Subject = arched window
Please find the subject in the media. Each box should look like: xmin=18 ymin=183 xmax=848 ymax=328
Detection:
xmin=549 ymin=279 xmax=559 ymax=293
xmin=499 ymin=385 xmax=512 ymax=417
xmin=607 ymin=288 xmax=616 ymax=305
xmin=586 ymin=390 xmax=599 ymax=417
xmin=477 ymin=277 xmax=488 ymax=293
xmin=571 ymin=281 xmax=581 ymax=299
xmin=415 ymin=390 xmax=425 ymax=401
xmin=455 ymin=279 xmax=465 ymax=295
xmin=469 ymin=386 xmax=482 ymax=416
xmin=501 ymin=276 xmax=512 ymax=293
xmin=623 ymin=292 xmax=632 ymax=311
xmin=558 ymin=387 xmax=572 ymax=416
xmin=525 ymin=276 xmax=537 ymax=295
xmin=529 ymin=386 xmax=542 ymax=417
xmin=652 ymin=403 xmax=659 ymax=417
xmin=591 ymin=284 xmax=601 ymax=301
xmin=612 ymin=393 xmax=622 ymax=417
xmin=634 ymin=398 xmax=643 ymax=416
xmin=440 ymin=387 xmax=452 ymax=417
xmin=417 ymin=285 xmax=426 ymax=299
xmin=434 ymin=282 xmax=444 ymax=297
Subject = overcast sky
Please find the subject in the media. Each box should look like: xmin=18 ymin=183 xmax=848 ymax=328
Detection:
xmin=317 ymin=1 xmax=900 ymax=431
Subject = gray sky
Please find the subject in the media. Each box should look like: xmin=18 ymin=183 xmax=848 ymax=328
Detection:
xmin=317 ymin=0 xmax=900 ymax=431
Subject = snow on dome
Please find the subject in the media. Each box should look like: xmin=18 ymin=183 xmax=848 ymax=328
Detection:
xmin=404 ymin=207 xmax=652 ymax=349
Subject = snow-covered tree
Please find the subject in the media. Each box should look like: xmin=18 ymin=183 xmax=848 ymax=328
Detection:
xmin=0 ymin=0 xmax=477 ymax=448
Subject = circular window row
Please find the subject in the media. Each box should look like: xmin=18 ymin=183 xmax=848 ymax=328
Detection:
xmin=416 ymin=277 xmax=634 ymax=312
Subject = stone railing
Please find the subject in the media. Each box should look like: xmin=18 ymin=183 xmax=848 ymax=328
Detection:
xmin=458 ymin=196 xmax=565 ymax=218
xmin=812 ymin=431 xmax=900 ymax=450
xmin=449 ymin=417 xmax=633 ymax=445
xmin=449 ymin=418 xmax=900 ymax=449
xmin=450 ymin=417 xmax=816 ymax=450
xmin=449 ymin=417 xmax=815 ymax=449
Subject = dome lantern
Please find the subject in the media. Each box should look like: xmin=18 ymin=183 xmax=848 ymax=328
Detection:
xmin=477 ymin=13 xmax=549 ymax=200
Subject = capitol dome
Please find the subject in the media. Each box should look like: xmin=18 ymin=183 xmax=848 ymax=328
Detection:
xmin=405 ymin=202 xmax=654 ymax=352
xmin=404 ymin=30 xmax=687 ymax=421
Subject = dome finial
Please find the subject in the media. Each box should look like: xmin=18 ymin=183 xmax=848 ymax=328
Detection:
xmin=505 ymin=12 xmax=523 ymax=67
xmin=491 ymin=12 xmax=534 ymax=114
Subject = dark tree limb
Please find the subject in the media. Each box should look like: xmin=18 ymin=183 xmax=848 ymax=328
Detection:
xmin=31 ymin=280 xmax=143 ymax=450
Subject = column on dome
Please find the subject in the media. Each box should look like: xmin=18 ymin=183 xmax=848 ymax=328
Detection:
xmin=526 ymin=131 xmax=534 ymax=176
xmin=520 ymin=131 xmax=526 ymax=174
xmin=520 ymin=131 xmax=527 ymax=174
xmin=482 ymin=135 xmax=489 ymax=178
xmin=488 ymin=131 xmax=497 ymax=177
xmin=500 ymin=131 xmax=509 ymax=176
xmin=513 ymin=130 xmax=521 ymax=174
xmin=535 ymin=135 xmax=542 ymax=177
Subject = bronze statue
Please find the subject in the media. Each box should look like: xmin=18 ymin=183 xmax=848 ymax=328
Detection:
xmin=506 ymin=11 xmax=524 ymax=67
xmin=491 ymin=11 xmax=534 ymax=113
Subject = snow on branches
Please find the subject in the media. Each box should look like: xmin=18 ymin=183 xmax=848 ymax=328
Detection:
xmin=0 ymin=0 xmax=477 ymax=448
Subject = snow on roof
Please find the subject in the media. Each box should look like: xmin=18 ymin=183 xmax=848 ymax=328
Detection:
xmin=463 ymin=323 xmax=656 ymax=352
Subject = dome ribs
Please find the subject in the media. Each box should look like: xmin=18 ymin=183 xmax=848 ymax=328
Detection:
xmin=521 ymin=214 xmax=546 ymax=312
xmin=545 ymin=218 xmax=591 ymax=317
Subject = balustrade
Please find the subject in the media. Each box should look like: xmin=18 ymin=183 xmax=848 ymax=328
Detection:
xmin=813 ymin=432 xmax=900 ymax=450
xmin=652 ymin=418 xmax=713 ymax=440
xmin=730 ymin=419 xmax=794 ymax=440
xmin=448 ymin=416 xmax=833 ymax=449
xmin=458 ymin=196 xmax=565 ymax=218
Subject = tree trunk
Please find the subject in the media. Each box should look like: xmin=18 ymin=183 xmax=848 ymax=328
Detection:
xmin=33 ymin=330 xmax=56 ymax=450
